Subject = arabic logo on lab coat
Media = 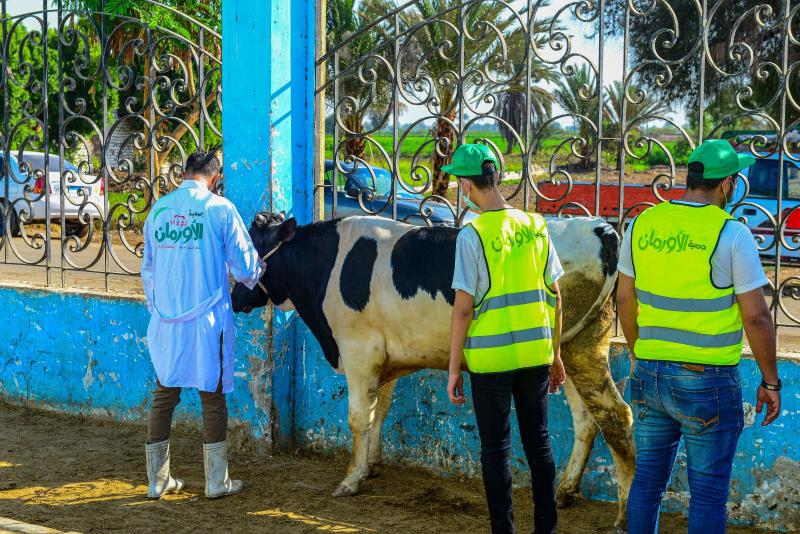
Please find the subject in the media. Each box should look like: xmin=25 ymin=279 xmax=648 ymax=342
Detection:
xmin=154 ymin=208 xmax=205 ymax=244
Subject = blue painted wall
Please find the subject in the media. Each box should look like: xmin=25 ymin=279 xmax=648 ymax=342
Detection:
xmin=0 ymin=286 xmax=275 ymax=440
xmin=222 ymin=0 xmax=317 ymax=448
xmin=2 ymin=284 xmax=798 ymax=530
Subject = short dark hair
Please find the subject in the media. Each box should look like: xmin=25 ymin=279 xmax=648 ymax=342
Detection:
xmin=184 ymin=150 xmax=221 ymax=177
xmin=461 ymin=160 xmax=500 ymax=190
xmin=686 ymin=161 xmax=730 ymax=191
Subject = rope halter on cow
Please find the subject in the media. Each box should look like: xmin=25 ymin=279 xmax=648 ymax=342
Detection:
xmin=255 ymin=241 xmax=283 ymax=298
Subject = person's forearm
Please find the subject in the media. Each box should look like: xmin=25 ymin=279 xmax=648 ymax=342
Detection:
xmin=553 ymin=293 xmax=562 ymax=359
xmin=449 ymin=309 xmax=471 ymax=374
xmin=745 ymin=314 xmax=779 ymax=383
xmin=617 ymin=298 xmax=639 ymax=357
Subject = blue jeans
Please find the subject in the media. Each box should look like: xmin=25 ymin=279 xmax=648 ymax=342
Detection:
xmin=627 ymin=360 xmax=744 ymax=534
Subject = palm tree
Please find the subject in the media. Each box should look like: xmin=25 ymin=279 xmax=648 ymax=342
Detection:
xmin=554 ymin=64 xmax=599 ymax=171
xmin=400 ymin=0 xmax=525 ymax=198
xmin=479 ymin=11 xmax=560 ymax=155
xmin=604 ymin=80 xmax=670 ymax=170
xmin=495 ymin=87 xmax=553 ymax=154
xmin=326 ymin=0 xmax=395 ymax=161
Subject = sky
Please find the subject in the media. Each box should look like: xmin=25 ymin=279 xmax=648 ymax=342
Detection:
xmin=8 ymin=0 xmax=47 ymax=19
xmin=7 ymin=0 xmax=52 ymax=29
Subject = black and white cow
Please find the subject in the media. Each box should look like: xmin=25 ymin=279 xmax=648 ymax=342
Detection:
xmin=232 ymin=213 xmax=635 ymax=528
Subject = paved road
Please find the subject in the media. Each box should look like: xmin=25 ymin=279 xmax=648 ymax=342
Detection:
xmin=0 ymin=234 xmax=142 ymax=294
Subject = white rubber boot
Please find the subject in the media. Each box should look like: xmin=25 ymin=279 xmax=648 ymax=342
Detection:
xmin=203 ymin=440 xmax=243 ymax=498
xmin=145 ymin=440 xmax=184 ymax=499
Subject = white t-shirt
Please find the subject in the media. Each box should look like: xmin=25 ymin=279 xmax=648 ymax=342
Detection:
xmin=452 ymin=223 xmax=564 ymax=305
xmin=618 ymin=201 xmax=768 ymax=294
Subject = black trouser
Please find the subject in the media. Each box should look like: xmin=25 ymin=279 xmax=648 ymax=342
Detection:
xmin=470 ymin=365 xmax=557 ymax=534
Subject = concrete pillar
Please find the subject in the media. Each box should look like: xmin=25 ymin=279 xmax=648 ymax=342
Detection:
xmin=222 ymin=0 xmax=316 ymax=450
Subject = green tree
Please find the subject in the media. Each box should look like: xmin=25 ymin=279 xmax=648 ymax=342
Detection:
xmin=65 ymin=0 xmax=220 ymax=35
xmin=400 ymin=0 xmax=526 ymax=198
xmin=688 ymin=86 xmax=765 ymax=137
xmin=64 ymin=0 xmax=222 ymax=174
xmin=485 ymin=22 xmax=560 ymax=155
xmin=553 ymin=64 xmax=599 ymax=171
xmin=604 ymin=80 xmax=670 ymax=170
xmin=601 ymin=0 xmax=798 ymax=135
xmin=326 ymin=0 xmax=395 ymax=161
xmin=3 ymin=24 xmax=114 ymax=162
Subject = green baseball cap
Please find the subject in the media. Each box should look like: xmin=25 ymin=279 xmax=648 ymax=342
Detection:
xmin=688 ymin=139 xmax=755 ymax=179
xmin=441 ymin=143 xmax=499 ymax=177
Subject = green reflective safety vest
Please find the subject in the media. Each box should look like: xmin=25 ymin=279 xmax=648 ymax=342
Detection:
xmin=464 ymin=209 xmax=556 ymax=374
xmin=631 ymin=201 xmax=743 ymax=365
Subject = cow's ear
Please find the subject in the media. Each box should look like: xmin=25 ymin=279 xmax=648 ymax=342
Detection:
xmin=277 ymin=218 xmax=297 ymax=243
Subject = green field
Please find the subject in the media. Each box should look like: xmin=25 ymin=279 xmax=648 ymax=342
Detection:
xmin=324 ymin=133 xmax=692 ymax=181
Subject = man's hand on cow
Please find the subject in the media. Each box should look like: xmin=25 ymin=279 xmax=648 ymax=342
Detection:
xmin=448 ymin=371 xmax=466 ymax=405
xmin=549 ymin=356 xmax=566 ymax=393
xmin=756 ymin=385 xmax=781 ymax=426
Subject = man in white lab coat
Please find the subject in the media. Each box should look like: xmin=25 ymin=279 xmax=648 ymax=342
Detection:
xmin=141 ymin=150 xmax=264 ymax=499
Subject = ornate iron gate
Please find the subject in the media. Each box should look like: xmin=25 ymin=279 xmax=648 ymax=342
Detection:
xmin=0 ymin=0 xmax=220 ymax=291
xmin=317 ymin=0 xmax=800 ymax=344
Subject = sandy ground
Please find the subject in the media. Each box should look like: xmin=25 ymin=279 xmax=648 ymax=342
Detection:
xmin=0 ymin=402 xmax=764 ymax=534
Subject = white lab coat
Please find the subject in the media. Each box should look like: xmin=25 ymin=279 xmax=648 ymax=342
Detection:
xmin=141 ymin=180 xmax=263 ymax=393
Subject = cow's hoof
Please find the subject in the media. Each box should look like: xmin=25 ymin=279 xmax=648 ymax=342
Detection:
xmin=368 ymin=463 xmax=381 ymax=478
xmin=332 ymin=483 xmax=358 ymax=497
xmin=556 ymin=490 xmax=578 ymax=509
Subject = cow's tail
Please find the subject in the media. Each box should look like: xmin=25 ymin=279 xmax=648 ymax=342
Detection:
xmin=561 ymin=221 xmax=620 ymax=345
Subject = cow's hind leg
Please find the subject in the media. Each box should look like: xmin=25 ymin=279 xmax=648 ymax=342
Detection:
xmin=367 ymin=379 xmax=397 ymax=477
xmin=332 ymin=363 xmax=380 ymax=497
xmin=564 ymin=341 xmax=635 ymax=530
xmin=557 ymin=375 xmax=599 ymax=508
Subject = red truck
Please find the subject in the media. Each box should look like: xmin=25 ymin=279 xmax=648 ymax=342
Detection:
xmin=535 ymin=181 xmax=686 ymax=222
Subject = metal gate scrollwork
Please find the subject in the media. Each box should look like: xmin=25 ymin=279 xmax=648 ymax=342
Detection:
xmin=317 ymin=0 xmax=800 ymax=343
xmin=0 ymin=0 xmax=221 ymax=290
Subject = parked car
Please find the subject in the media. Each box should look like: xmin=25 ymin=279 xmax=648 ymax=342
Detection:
xmin=730 ymin=153 xmax=800 ymax=260
xmin=0 ymin=152 xmax=105 ymax=237
xmin=323 ymin=160 xmax=475 ymax=226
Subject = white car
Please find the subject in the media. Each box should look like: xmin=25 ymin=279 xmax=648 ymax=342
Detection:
xmin=1 ymin=152 xmax=105 ymax=237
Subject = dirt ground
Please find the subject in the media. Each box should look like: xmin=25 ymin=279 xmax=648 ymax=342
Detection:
xmin=0 ymin=403 xmax=763 ymax=534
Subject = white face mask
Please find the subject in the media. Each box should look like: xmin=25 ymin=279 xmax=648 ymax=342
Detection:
xmin=460 ymin=181 xmax=480 ymax=212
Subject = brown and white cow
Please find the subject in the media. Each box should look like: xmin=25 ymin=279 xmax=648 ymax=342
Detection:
xmin=232 ymin=213 xmax=635 ymax=528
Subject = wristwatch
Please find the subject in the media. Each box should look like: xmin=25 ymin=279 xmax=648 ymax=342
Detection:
xmin=761 ymin=379 xmax=782 ymax=392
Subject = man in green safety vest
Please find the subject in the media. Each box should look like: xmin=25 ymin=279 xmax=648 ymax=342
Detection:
xmin=446 ymin=143 xmax=566 ymax=534
xmin=617 ymin=139 xmax=782 ymax=533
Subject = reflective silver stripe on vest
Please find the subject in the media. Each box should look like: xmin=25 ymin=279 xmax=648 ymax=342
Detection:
xmin=473 ymin=289 xmax=556 ymax=320
xmin=637 ymin=289 xmax=736 ymax=313
xmin=465 ymin=326 xmax=553 ymax=350
xmin=639 ymin=326 xmax=743 ymax=348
